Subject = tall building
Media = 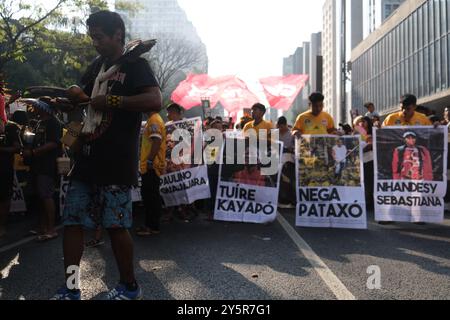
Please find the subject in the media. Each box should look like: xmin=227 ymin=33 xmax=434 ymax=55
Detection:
xmin=117 ymin=0 xmax=203 ymax=44
xmin=282 ymin=33 xmax=323 ymax=124
xmin=365 ymin=0 xmax=406 ymax=37
xmin=322 ymin=0 xmax=339 ymax=122
xmin=310 ymin=32 xmax=323 ymax=93
xmin=351 ymin=0 xmax=450 ymax=116
xmin=350 ymin=0 xmax=364 ymax=49
xmin=116 ymin=0 xmax=208 ymax=99
xmin=322 ymin=0 xmax=373 ymax=124
xmin=116 ymin=0 xmax=207 ymax=69
xmin=283 ymin=55 xmax=294 ymax=76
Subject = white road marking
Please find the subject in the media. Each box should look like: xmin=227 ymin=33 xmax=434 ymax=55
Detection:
xmin=0 ymin=225 xmax=63 ymax=254
xmin=0 ymin=253 xmax=20 ymax=279
xmin=277 ymin=214 xmax=356 ymax=300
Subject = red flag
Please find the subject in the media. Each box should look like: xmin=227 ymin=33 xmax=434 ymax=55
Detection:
xmin=218 ymin=76 xmax=259 ymax=113
xmin=259 ymin=75 xmax=309 ymax=111
xmin=170 ymin=74 xmax=223 ymax=110
xmin=0 ymin=94 xmax=7 ymax=123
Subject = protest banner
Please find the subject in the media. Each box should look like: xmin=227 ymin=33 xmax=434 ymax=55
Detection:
xmin=374 ymin=126 xmax=448 ymax=223
xmin=131 ymin=176 xmax=142 ymax=203
xmin=59 ymin=175 xmax=70 ymax=216
xmin=296 ymin=135 xmax=367 ymax=229
xmin=10 ymin=171 xmax=26 ymax=213
xmin=214 ymin=137 xmax=283 ymax=224
xmin=160 ymin=117 xmax=210 ymax=207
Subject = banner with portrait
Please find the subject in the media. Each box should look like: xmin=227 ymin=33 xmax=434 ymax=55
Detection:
xmin=160 ymin=117 xmax=210 ymax=207
xmin=214 ymin=137 xmax=283 ymax=224
xmin=374 ymin=126 xmax=448 ymax=223
xmin=10 ymin=172 xmax=27 ymax=213
xmin=131 ymin=176 xmax=142 ymax=203
xmin=59 ymin=175 xmax=70 ymax=216
xmin=296 ymin=135 xmax=367 ymax=229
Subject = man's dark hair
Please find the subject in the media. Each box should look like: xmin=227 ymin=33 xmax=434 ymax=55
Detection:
xmin=277 ymin=116 xmax=287 ymax=126
xmin=400 ymin=94 xmax=417 ymax=108
xmin=309 ymin=92 xmax=324 ymax=104
xmin=415 ymin=105 xmax=429 ymax=115
xmin=167 ymin=103 xmax=183 ymax=114
xmin=252 ymin=103 xmax=266 ymax=113
xmin=364 ymin=102 xmax=374 ymax=109
xmin=86 ymin=10 xmax=126 ymax=45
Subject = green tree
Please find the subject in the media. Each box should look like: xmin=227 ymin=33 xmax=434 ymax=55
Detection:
xmin=0 ymin=0 xmax=111 ymax=89
xmin=143 ymin=33 xmax=208 ymax=103
xmin=1 ymin=0 xmax=141 ymax=90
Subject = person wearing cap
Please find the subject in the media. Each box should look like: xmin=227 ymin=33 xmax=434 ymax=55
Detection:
xmin=392 ymin=131 xmax=433 ymax=181
xmin=243 ymin=103 xmax=274 ymax=137
xmin=292 ymin=92 xmax=337 ymax=137
xmin=383 ymin=94 xmax=432 ymax=127
xmin=0 ymin=96 xmax=21 ymax=238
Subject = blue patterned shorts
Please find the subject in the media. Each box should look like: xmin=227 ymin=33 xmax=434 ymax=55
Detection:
xmin=63 ymin=180 xmax=133 ymax=229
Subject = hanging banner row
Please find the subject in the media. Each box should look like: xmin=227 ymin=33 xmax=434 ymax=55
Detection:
xmin=11 ymin=119 xmax=449 ymax=229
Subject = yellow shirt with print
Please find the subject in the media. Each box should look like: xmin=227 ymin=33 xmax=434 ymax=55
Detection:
xmin=382 ymin=111 xmax=432 ymax=126
xmin=140 ymin=113 xmax=166 ymax=176
xmin=243 ymin=120 xmax=274 ymax=137
xmin=293 ymin=111 xmax=335 ymax=135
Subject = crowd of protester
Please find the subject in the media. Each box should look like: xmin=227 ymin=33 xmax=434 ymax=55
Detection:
xmin=1 ymin=9 xmax=450 ymax=300
xmin=2 ymin=90 xmax=450 ymax=236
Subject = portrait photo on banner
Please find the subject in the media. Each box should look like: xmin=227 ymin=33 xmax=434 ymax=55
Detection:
xmin=219 ymin=138 xmax=281 ymax=188
xmin=165 ymin=117 xmax=202 ymax=173
xmin=297 ymin=135 xmax=362 ymax=187
xmin=375 ymin=127 xmax=445 ymax=182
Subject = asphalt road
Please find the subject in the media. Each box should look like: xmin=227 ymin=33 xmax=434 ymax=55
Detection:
xmin=1 ymin=209 xmax=449 ymax=300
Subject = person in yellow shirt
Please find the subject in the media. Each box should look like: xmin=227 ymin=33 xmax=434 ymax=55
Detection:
xmin=243 ymin=103 xmax=274 ymax=138
xmin=292 ymin=92 xmax=336 ymax=137
xmin=137 ymin=112 xmax=166 ymax=236
xmin=383 ymin=94 xmax=432 ymax=126
xmin=381 ymin=94 xmax=438 ymax=226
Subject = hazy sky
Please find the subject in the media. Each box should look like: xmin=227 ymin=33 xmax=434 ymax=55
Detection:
xmin=41 ymin=0 xmax=325 ymax=81
xmin=177 ymin=0 xmax=325 ymax=81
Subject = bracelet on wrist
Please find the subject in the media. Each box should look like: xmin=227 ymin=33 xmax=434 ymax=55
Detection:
xmin=106 ymin=95 xmax=123 ymax=109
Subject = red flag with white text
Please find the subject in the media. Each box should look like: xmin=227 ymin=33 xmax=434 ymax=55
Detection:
xmin=170 ymin=74 xmax=222 ymax=110
xmin=259 ymin=75 xmax=309 ymax=111
xmin=218 ymin=76 xmax=260 ymax=113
